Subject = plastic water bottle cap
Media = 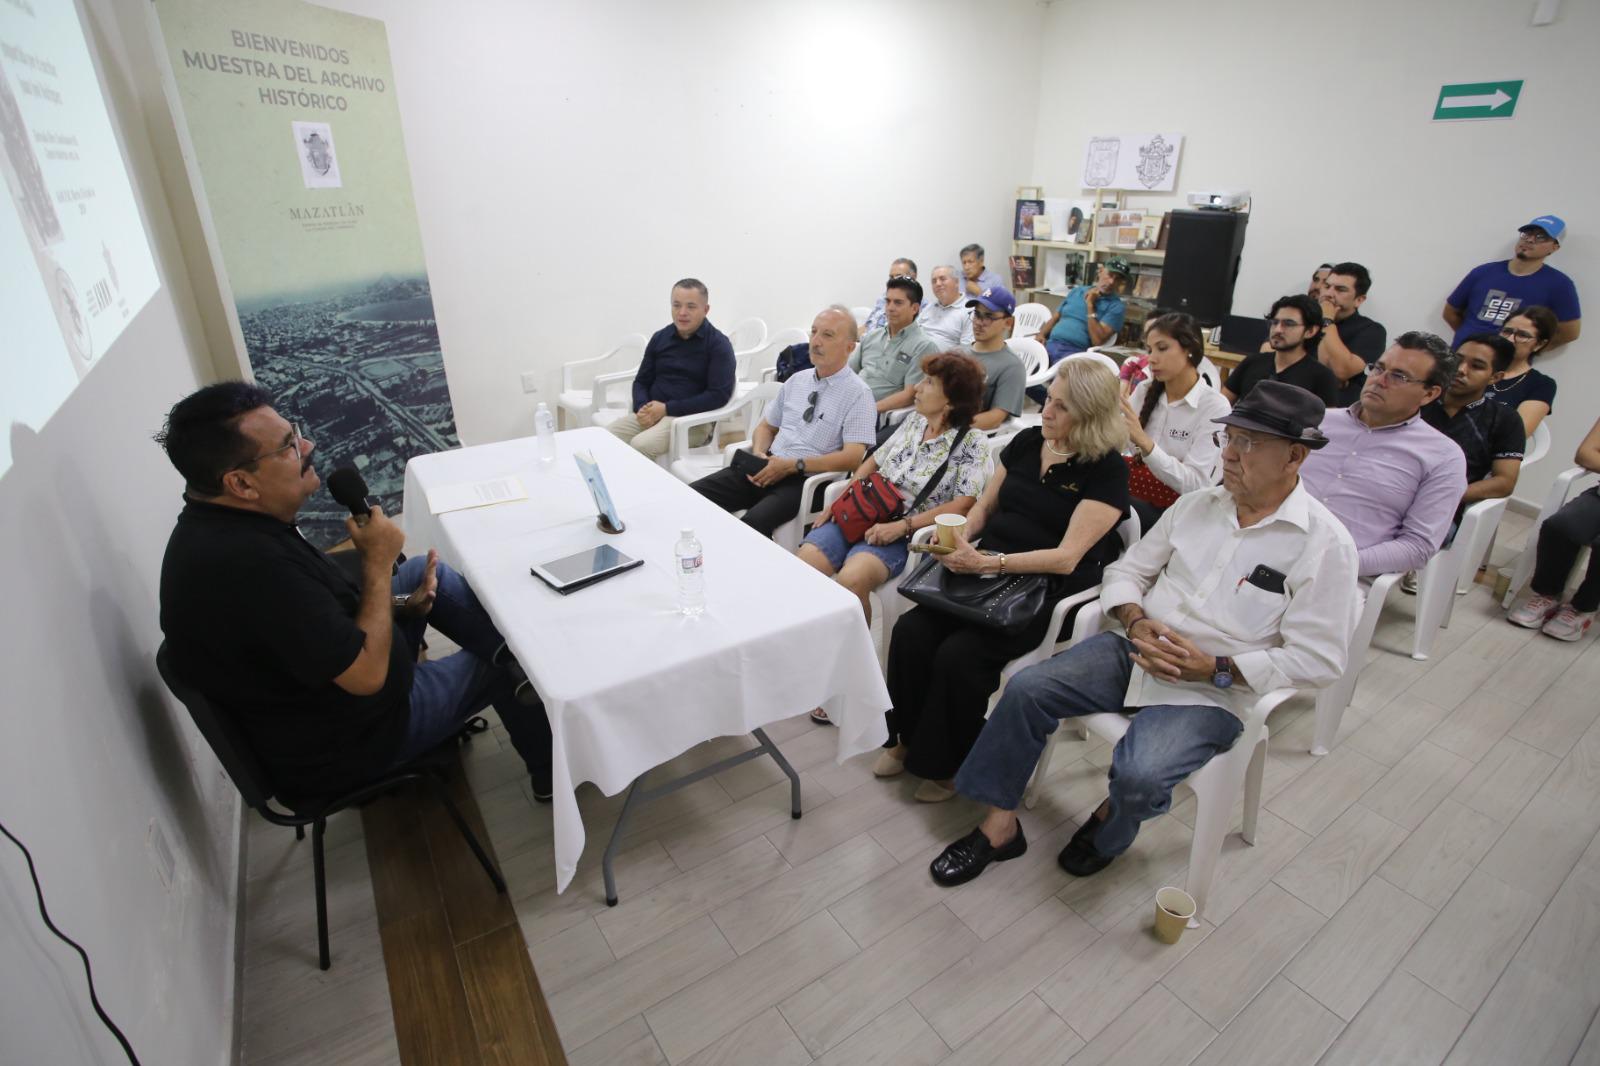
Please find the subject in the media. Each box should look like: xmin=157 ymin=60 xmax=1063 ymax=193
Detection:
xmin=680 ymin=528 xmax=695 ymax=539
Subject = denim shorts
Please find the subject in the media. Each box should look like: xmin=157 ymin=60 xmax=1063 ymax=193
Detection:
xmin=802 ymin=519 xmax=911 ymax=577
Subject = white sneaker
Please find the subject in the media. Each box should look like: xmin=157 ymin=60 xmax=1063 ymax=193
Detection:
xmin=1508 ymin=593 xmax=1560 ymax=629
xmin=1541 ymin=604 xmax=1595 ymax=642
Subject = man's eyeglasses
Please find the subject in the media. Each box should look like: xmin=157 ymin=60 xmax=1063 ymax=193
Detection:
xmin=973 ymin=310 xmax=1009 ymax=323
xmin=1517 ymin=231 xmax=1555 ymax=244
xmin=802 ymin=391 xmax=820 ymax=424
xmin=1364 ymin=364 xmax=1424 ymax=387
xmin=234 ymin=423 xmax=302 ymax=470
xmin=1213 ymin=429 xmax=1268 ymax=454
xmin=1500 ymin=326 xmax=1538 ymax=343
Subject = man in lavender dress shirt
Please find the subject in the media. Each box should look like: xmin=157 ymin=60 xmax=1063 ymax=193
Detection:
xmin=1300 ymin=331 xmax=1467 ymax=577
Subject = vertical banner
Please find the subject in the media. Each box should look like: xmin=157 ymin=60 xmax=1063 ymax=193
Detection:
xmin=151 ymin=0 xmax=456 ymax=547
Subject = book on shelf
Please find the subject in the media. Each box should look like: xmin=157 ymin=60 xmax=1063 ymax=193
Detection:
xmin=1032 ymin=215 xmax=1052 ymax=240
xmin=1009 ymin=255 xmax=1036 ymax=289
xmin=1014 ymin=198 xmax=1044 ymax=240
xmin=1133 ymin=271 xmax=1161 ymax=299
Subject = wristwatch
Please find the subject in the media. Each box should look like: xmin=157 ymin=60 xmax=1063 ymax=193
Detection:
xmin=795 ymin=457 xmax=808 ymax=476
xmin=1211 ymin=655 xmax=1235 ymax=690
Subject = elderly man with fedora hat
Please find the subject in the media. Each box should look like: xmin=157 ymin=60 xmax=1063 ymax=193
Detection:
xmin=928 ymin=381 xmax=1360 ymax=886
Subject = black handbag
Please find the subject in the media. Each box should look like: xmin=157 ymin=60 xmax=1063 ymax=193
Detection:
xmin=898 ymin=554 xmax=1052 ymax=635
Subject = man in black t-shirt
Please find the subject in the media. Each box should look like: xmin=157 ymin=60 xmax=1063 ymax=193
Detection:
xmin=156 ymin=383 xmax=553 ymax=801
xmin=1316 ymin=262 xmax=1389 ymax=405
xmin=1224 ymin=294 xmax=1341 ymax=407
xmin=1421 ymin=333 xmax=1526 ymax=525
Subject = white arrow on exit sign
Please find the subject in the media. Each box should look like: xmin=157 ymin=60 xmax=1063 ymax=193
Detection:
xmin=1440 ymin=89 xmax=1511 ymax=110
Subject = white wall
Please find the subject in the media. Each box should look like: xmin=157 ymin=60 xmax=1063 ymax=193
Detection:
xmin=0 ymin=1 xmax=240 ymax=1063
xmin=1032 ymin=0 xmax=1599 ymax=507
xmin=319 ymin=0 xmax=1048 ymax=445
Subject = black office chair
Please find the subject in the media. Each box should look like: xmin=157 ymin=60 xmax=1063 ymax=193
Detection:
xmin=155 ymin=642 xmax=506 ymax=969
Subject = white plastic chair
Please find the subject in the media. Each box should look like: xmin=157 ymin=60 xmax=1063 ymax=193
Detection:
xmin=1010 ymin=336 xmax=1055 ymax=392
xmin=556 ymin=333 xmax=647 ymax=429
xmin=725 ymin=317 xmax=768 ymax=359
xmin=1013 ymin=302 xmax=1051 ymax=340
xmin=1502 ymin=436 xmax=1594 ymax=609
xmin=1309 ymin=571 xmax=1402 ymax=756
xmin=1411 ymin=422 xmax=1551 ymax=659
xmin=1032 ymin=606 xmax=1290 ymax=928
xmin=660 ymin=387 xmax=769 ymax=474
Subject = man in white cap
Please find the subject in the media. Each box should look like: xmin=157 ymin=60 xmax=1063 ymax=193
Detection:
xmin=1442 ymin=214 xmax=1581 ymax=348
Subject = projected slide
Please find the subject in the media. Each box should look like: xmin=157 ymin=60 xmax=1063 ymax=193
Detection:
xmin=1 ymin=0 xmax=158 ymax=478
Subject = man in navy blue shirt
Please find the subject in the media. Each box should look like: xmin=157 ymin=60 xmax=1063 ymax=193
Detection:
xmin=608 ymin=278 xmax=736 ymax=458
xmin=1442 ymin=214 xmax=1582 ymax=348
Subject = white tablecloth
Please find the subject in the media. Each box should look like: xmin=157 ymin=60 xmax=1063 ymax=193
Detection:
xmin=403 ymin=427 xmax=890 ymax=891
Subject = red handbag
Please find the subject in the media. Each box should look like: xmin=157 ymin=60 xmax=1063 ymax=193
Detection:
xmin=828 ymin=426 xmax=972 ymax=543
xmin=1125 ymin=453 xmax=1180 ymax=510
xmin=830 ymin=472 xmax=906 ymax=542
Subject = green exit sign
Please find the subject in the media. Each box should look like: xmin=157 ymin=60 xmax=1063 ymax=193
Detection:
xmin=1433 ymin=80 xmax=1523 ymax=120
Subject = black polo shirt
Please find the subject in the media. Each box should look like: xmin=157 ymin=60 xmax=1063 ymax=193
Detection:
xmin=159 ymin=497 xmax=412 ymax=799
xmin=1224 ymin=349 xmax=1341 ymax=407
xmin=1421 ymin=395 xmax=1525 ymax=484
xmin=988 ymin=428 xmax=1129 ymax=567
xmin=1322 ymin=312 xmax=1389 ymax=405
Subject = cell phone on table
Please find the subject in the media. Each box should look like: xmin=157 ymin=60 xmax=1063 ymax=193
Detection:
xmin=908 ymin=542 xmax=954 ymax=555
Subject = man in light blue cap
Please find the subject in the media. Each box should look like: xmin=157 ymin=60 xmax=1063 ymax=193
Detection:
xmin=1442 ymin=214 xmax=1581 ymax=348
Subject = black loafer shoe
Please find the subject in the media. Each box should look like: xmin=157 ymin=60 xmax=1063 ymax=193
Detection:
xmin=1056 ymin=829 xmax=1115 ymax=878
xmin=529 ymin=772 xmax=553 ymax=804
xmin=930 ymin=823 xmax=1027 ymax=887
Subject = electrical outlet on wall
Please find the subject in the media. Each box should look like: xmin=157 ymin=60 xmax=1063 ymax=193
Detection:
xmin=520 ymin=372 xmax=539 ymax=395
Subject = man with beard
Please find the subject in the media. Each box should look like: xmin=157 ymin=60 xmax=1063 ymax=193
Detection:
xmin=1223 ymin=294 xmax=1341 ymax=407
xmin=1442 ymin=215 xmax=1581 ymax=348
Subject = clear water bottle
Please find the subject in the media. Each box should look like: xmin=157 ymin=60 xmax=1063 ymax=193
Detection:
xmin=534 ymin=402 xmax=557 ymax=465
xmin=675 ymin=528 xmax=705 ymax=616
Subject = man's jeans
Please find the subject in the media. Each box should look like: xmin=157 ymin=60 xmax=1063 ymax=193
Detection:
xmin=954 ymin=632 xmax=1242 ymax=857
xmin=389 ymin=556 xmax=551 ymax=779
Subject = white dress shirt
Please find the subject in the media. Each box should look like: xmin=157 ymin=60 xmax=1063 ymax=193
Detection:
xmin=1099 ymin=481 xmax=1359 ymax=719
xmin=917 ymin=296 xmax=976 ymax=349
xmin=1128 ymin=378 xmax=1231 ymax=495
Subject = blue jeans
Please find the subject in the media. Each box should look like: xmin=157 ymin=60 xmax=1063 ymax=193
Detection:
xmin=802 ymin=519 xmax=911 ymax=578
xmin=388 ymin=556 xmax=551 ymax=779
xmin=954 ymin=631 xmax=1242 ymax=857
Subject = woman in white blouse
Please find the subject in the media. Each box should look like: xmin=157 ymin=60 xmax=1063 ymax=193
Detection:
xmin=1119 ymin=311 xmax=1231 ymax=531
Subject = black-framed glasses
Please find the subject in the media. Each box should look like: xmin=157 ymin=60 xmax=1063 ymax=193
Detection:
xmin=1365 ymin=364 xmax=1423 ymax=387
xmin=973 ymin=309 xmax=1008 ymax=323
xmin=234 ymin=422 xmax=302 ymax=470
xmin=1517 ymin=231 xmax=1555 ymax=244
xmin=1500 ymin=326 xmax=1538 ymax=342
xmin=802 ymin=391 xmax=820 ymax=423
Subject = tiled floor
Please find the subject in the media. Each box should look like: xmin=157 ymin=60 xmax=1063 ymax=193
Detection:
xmin=240 ymin=512 xmax=1600 ymax=1065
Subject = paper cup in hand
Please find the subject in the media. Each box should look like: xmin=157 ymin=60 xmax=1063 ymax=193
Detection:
xmin=1152 ymin=886 xmax=1196 ymax=943
xmin=935 ymin=514 xmax=967 ymax=550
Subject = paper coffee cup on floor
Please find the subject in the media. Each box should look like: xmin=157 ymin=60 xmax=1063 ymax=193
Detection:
xmin=935 ymin=514 xmax=967 ymax=549
xmin=1152 ymin=886 xmax=1195 ymax=944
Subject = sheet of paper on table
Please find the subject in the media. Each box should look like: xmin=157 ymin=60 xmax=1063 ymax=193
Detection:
xmin=426 ymin=475 xmax=529 ymax=515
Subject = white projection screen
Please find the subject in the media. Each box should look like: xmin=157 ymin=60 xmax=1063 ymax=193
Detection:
xmin=1 ymin=0 xmax=158 ymax=478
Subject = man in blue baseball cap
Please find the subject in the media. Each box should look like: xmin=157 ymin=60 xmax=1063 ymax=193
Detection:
xmin=1442 ymin=215 xmax=1581 ymax=349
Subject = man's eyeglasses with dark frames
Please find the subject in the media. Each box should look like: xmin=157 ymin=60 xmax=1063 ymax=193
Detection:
xmin=234 ymin=423 xmax=303 ymax=470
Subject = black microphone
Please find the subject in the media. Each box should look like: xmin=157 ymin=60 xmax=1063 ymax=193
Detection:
xmin=328 ymin=467 xmax=405 ymax=567
xmin=327 ymin=467 xmax=379 ymax=524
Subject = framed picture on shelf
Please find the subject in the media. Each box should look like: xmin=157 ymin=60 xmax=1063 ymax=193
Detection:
xmin=1014 ymin=199 xmax=1045 ymax=240
xmin=1009 ymin=255 xmax=1036 ymax=289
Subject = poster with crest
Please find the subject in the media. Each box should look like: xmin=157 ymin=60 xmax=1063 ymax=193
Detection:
xmin=1080 ymin=132 xmax=1185 ymax=192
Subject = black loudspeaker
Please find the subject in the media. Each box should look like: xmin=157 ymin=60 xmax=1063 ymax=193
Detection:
xmin=1154 ymin=210 xmax=1249 ymax=326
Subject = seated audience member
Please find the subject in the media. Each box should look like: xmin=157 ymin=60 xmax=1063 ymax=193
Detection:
xmin=1121 ymin=312 xmax=1231 ymax=531
xmin=1317 ymin=262 xmax=1389 ymax=406
xmin=608 ymin=278 xmax=735 ymax=458
xmin=1443 ymin=215 xmax=1580 ymax=349
xmin=1309 ymin=263 xmax=1333 ymax=298
xmin=928 ymin=382 xmax=1358 ymax=885
xmin=959 ymin=242 xmax=1007 ymax=298
xmin=918 ymin=264 xmax=977 ymax=349
xmin=691 ymin=306 xmax=876 ymax=535
xmin=960 ymin=286 xmax=1028 ymax=432
xmin=1507 ymin=414 xmax=1600 ymax=641
xmin=1490 ymin=306 xmax=1560 ymax=437
xmin=862 ymin=257 xmax=918 ymax=334
xmin=1301 ymin=333 xmax=1467 ymax=578
xmin=1035 ymin=257 xmax=1131 ymax=368
xmin=1406 ymin=333 xmax=1525 ymax=592
xmin=878 ymin=357 xmax=1130 ymax=802
xmin=155 ymin=384 xmax=555 ymax=800
xmin=1223 ymin=295 xmax=1341 ymax=407
xmin=850 ymin=276 xmax=939 ymax=416
xmin=800 ymin=353 xmax=990 ymax=621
